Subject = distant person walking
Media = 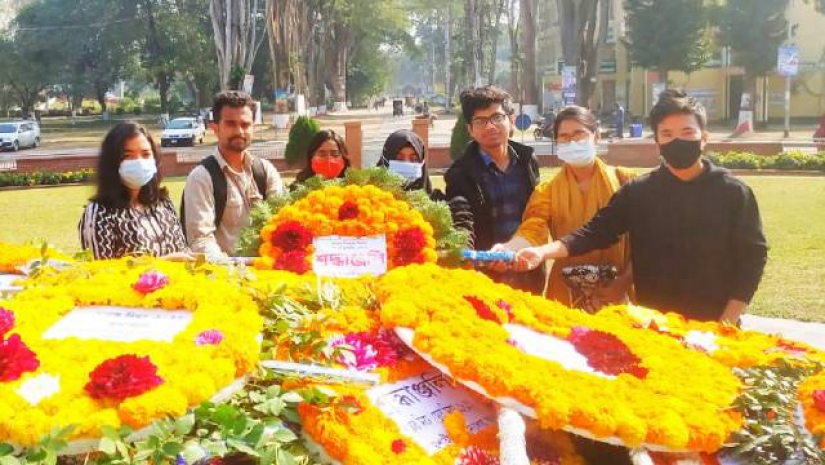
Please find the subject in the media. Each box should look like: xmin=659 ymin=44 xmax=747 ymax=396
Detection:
xmin=614 ymin=103 xmax=626 ymax=139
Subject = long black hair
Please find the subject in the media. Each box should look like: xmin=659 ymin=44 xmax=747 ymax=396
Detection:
xmin=294 ymin=129 xmax=351 ymax=183
xmin=91 ymin=122 xmax=167 ymax=209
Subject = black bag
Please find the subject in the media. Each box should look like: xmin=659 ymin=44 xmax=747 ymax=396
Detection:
xmin=180 ymin=155 xmax=268 ymax=238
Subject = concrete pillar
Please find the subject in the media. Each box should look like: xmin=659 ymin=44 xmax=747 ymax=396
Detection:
xmin=344 ymin=121 xmax=362 ymax=169
xmin=412 ymin=118 xmax=430 ymax=153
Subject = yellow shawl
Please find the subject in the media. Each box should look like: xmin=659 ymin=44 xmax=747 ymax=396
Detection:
xmin=517 ymin=159 xmax=634 ymax=304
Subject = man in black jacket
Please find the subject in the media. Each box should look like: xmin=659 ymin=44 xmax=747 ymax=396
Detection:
xmin=515 ymin=89 xmax=768 ymax=322
xmin=445 ymin=85 xmax=544 ymax=294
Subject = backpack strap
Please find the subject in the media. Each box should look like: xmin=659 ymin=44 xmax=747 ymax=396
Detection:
xmin=200 ymin=155 xmax=228 ymax=229
xmin=180 ymin=155 xmax=267 ymax=238
xmin=250 ymin=156 xmax=268 ymax=199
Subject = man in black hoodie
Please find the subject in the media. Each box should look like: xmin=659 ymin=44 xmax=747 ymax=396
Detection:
xmin=445 ymin=85 xmax=544 ymax=294
xmin=515 ymin=89 xmax=768 ymax=322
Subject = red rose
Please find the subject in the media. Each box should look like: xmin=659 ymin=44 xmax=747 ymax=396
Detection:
xmin=391 ymin=439 xmax=406 ymax=454
xmin=568 ymin=328 xmax=647 ymax=379
xmin=85 ymin=354 xmax=163 ymax=400
xmin=271 ymin=221 xmax=313 ymax=252
xmin=0 ymin=334 xmax=39 ymax=382
xmin=464 ymin=295 xmax=501 ymax=323
xmin=393 ymin=227 xmax=426 ymax=266
xmin=274 ymin=250 xmax=311 ymax=275
xmin=338 ymin=200 xmax=360 ymax=220
xmin=0 ymin=308 xmax=14 ymax=337
xmin=814 ymin=389 xmax=825 ymax=413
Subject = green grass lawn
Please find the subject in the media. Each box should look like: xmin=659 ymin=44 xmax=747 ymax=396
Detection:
xmin=0 ymin=174 xmax=823 ymax=322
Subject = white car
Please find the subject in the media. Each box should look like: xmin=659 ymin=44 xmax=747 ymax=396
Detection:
xmin=161 ymin=117 xmax=205 ymax=147
xmin=0 ymin=121 xmax=41 ymax=151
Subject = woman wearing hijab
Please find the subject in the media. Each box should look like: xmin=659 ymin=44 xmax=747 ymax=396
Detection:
xmin=378 ymin=129 xmax=474 ymax=246
xmin=377 ymin=129 xmax=433 ymax=193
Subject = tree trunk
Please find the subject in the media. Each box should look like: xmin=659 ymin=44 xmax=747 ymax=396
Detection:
xmin=445 ymin=3 xmax=453 ymax=111
xmin=329 ymin=24 xmax=349 ymax=107
xmin=577 ymin=0 xmax=608 ymax=107
xmin=488 ymin=0 xmax=506 ymax=84
xmin=210 ymin=0 xmax=267 ymax=90
xmin=158 ymin=72 xmax=170 ymax=116
xmin=557 ymin=0 xmax=582 ymax=65
xmin=96 ymin=85 xmax=108 ymax=120
xmin=70 ymin=90 xmax=84 ymax=118
xmin=520 ymin=0 xmax=538 ymax=105
xmin=466 ymin=0 xmax=480 ymax=87
xmin=508 ymin=0 xmax=521 ymax=99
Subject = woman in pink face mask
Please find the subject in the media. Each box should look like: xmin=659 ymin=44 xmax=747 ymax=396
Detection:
xmin=292 ymin=130 xmax=351 ymax=188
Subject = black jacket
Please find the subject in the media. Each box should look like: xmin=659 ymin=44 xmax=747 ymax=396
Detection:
xmin=561 ymin=161 xmax=768 ymax=321
xmin=445 ymin=140 xmax=543 ymax=294
xmin=444 ymin=140 xmax=540 ymax=251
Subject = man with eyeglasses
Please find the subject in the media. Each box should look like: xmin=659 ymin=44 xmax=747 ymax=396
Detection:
xmin=445 ymin=85 xmax=544 ymax=294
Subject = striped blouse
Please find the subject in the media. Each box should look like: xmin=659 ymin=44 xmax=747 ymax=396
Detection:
xmin=79 ymin=198 xmax=188 ymax=259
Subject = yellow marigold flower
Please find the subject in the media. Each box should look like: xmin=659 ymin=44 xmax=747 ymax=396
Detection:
xmin=119 ymin=386 xmax=188 ymax=428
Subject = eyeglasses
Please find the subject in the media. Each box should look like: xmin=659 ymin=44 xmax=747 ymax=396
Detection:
xmin=470 ymin=113 xmax=508 ymax=127
xmin=556 ymin=130 xmax=593 ymax=145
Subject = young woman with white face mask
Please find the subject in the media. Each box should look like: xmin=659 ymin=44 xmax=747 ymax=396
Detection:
xmin=492 ymin=106 xmax=636 ymax=310
xmin=79 ymin=123 xmax=190 ymax=260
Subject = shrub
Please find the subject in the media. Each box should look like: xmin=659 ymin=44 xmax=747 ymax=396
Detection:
xmin=284 ymin=116 xmax=321 ymax=166
xmin=708 ymin=151 xmax=825 ymax=172
xmin=143 ymin=95 xmax=162 ymax=114
xmin=0 ymin=169 xmax=95 ymax=188
xmin=450 ymin=112 xmax=472 ymax=161
xmin=706 ymin=151 xmax=763 ymax=169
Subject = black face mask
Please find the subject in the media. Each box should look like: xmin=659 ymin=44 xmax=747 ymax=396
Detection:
xmin=660 ymin=138 xmax=702 ymax=169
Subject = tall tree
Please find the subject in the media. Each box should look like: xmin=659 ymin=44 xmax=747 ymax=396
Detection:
xmin=11 ymin=0 xmax=136 ymax=117
xmin=555 ymin=0 xmax=612 ymax=107
xmin=717 ymin=0 xmax=788 ymax=118
xmin=465 ymin=0 xmax=480 ymax=86
xmin=507 ymin=0 xmax=520 ymax=99
xmin=322 ymin=0 xmax=410 ymax=109
xmin=0 ymin=38 xmax=56 ymax=116
xmin=209 ymin=0 xmax=268 ymax=90
xmin=519 ymin=0 xmax=538 ymax=105
xmin=623 ymin=0 xmax=711 ymax=84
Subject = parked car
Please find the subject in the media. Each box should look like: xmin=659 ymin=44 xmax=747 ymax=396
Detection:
xmin=160 ymin=117 xmax=205 ymax=147
xmin=0 ymin=121 xmax=41 ymax=151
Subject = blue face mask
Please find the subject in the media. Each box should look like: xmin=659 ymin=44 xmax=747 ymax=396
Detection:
xmin=119 ymin=158 xmax=157 ymax=189
xmin=556 ymin=140 xmax=597 ymax=167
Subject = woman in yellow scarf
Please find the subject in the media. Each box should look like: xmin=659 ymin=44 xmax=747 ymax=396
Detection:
xmin=496 ymin=106 xmax=635 ymax=309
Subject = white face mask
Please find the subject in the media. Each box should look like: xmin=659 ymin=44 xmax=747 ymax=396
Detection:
xmin=388 ymin=160 xmax=424 ymax=182
xmin=556 ymin=140 xmax=597 ymax=167
xmin=119 ymin=158 xmax=157 ymax=189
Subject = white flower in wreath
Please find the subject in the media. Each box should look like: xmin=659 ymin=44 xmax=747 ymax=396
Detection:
xmin=684 ymin=331 xmax=719 ymax=354
xmin=16 ymin=373 xmax=61 ymax=406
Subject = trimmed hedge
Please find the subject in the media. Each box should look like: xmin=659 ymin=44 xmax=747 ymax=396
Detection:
xmin=0 ymin=170 xmax=94 ymax=187
xmin=707 ymin=151 xmax=825 ymax=172
xmin=450 ymin=113 xmax=472 ymax=161
xmin=285 ymin=116 xmax=321 ymax=165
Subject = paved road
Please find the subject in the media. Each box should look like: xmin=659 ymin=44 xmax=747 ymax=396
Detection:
xmin=742 ymin=314 xmax=825 ymax=350
xmin=3 ymin=108 xmax=559 ymax=163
